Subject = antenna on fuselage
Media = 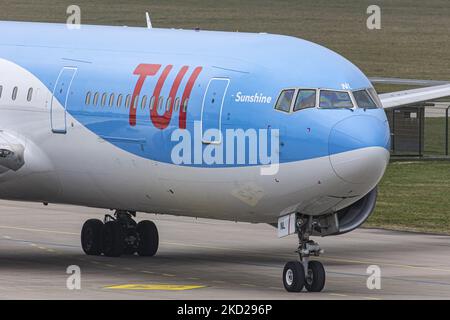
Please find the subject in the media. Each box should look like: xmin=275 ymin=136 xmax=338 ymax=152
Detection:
xmin=146 ymin=12 xmax=152 ymax=29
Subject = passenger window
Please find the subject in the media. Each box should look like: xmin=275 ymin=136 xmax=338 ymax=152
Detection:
xmin=319 ymin=90 xmax=353 ymax=109
xmin=27 ymin=88 xmax=33 ymax=102
xmin=0 ymin=85 xmax=3 ymax=99
xmin=166 ymin=97 xmax=172 ymax=111
xmin=93 ymin=92 xmax=99 ymax=106
xmin=117 ymin=94 xmax=123 ymax=108
xmin=174 ymin=97 xmax=180 ymax=112
xmin=149 ymin=96 xmax=155 ymax=110
xmin=109 ymin=93 xmax=115 ymax=107
xmin=133 ymin=95 xmax=139 ymax=109
xmin=275 ymin=89 xmax=295 ymax=112
xmin=354 ymin=89 xmax=378 ymax=109
xmin=101 ymin=93 xmax=107 ymax=107
xmin=125 ymin=95 xmax=131 ymax=109
xmin=85 ymin=92 xmax=91 ymax=105
xmin=141 ymin=95 xmax=147 ymax=110
xmin=183 ymin=99 xmax=189 ymax=112
xmin=293 ymin=89 xmax=316 ymax=111
xmin=12 ymin=87 xmax=18 ymax=101
xmin=158 ymin=97 xmax=164 ymax=110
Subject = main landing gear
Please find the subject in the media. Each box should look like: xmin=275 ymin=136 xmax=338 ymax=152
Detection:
xmin=283 ymin=216 xmax=326 ymax=292
xmin=81 ymin=210 xmax=159 ymax=257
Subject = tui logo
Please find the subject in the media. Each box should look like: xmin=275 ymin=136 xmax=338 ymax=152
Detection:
xmin=129 ymin=64 xmax=203 ymax=130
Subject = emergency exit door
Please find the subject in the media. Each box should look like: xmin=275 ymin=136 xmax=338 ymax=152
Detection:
xmin=201 ymin=78 xmax=230 ymax=144
xmin=51 ymin=67 xmax=77 ymax=133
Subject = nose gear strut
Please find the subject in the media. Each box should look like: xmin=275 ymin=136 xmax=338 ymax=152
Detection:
xmin=283 ymin=215 xmax=326 ymax=292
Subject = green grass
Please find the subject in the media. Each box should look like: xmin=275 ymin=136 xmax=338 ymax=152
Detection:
xmin=424 ymin=117 xmax=449 ymax=156
xmin=366 ymin=161 xmax=450 ymax=234
xmin=1 ymin=0 xmax=450 ymax=80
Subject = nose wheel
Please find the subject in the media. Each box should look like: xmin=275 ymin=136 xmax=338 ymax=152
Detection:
xmin=283 ymin=261 xmax=305 ymax=292
xmin=283 ymin=260 xmax=326 ymax=293
xmin=81 ymin=210 xmax=159 ymax=258
xmin=305 ymin=260 xmax=326 ymax=292
xmin=282 ymin=216 xmax=326 ymax=293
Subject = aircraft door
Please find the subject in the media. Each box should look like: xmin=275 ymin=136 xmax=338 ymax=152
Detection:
xmin=51 ymin=67 xmax=77 ymax=134
xmin=201 ymin=78 xmax=230 ymax=144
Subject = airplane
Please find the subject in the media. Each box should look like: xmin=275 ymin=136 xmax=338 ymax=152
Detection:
xmin=0 ymin=20 xmax=449 ymax=293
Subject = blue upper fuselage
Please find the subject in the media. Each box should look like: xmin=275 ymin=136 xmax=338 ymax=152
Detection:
xmin=0 ymin=21 xmax=390 ymax=166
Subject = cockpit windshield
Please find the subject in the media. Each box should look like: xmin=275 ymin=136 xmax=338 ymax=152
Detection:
xmin=275 ymin=89 xmax=295 ymax=112
xmin=367 ymin=87 xmax=382 ymax=108
xmin=353 ymin=89 xmax=378 ymax=109
xmin=273 ymin=87 xmax=383 ymax=112
xmin=319 ymin=90 xmax=353 ymax=109
xmin=293 ymin=89 xmax=316 ymax=111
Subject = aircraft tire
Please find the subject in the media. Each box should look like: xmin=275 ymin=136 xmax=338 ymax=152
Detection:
xmin=283 ymin=261 xmax=305 ymax=292
xmin=81 ymin=219 xmax=103 ymax=256
xmin=136 ymin=220 xmax=159 ymax=257
xmin=102 ymin=221 xmax=125 ymax=257
xmin=123 ymin=246 xmax=137 ymax=255
xmin=305 ymin=261 xmax=326 ymax=292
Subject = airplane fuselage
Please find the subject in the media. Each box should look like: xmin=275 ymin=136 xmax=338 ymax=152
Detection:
xmin=0 ymin=21 xmax=390 ymax=224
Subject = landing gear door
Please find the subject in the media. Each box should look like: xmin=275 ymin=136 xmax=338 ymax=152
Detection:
xmin=51 ymin=67 xmax=77 ymax=134
xmin=277 ymin=213 xmax=297 ymax=238
xmin=201 ymin=78 xmax=230 ymax=144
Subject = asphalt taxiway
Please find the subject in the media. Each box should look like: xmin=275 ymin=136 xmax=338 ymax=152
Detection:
xmin=0 ymin=200 xmax=449 ymax=299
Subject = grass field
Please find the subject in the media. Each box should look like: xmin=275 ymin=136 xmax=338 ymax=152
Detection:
xmin=367 ymin=161 xmax=450 ymax=234
xmin=424 ymin=117 xmax=449 ymax=156
xmin=1 ymin=1 xmax=449 ymax=233
xmin=1 ymin=0 xmax=450 ymax=80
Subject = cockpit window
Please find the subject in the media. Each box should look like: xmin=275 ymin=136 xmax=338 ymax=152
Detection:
xmin=367 ymin=87 xmax=382 ymax=108
xmin=275 ymin=89 xmax=295 ymax=112
xmin=319 ymin=90 xmax=353 ymax=109
xmin=293 ymin=89 xmax=316 ymax=111
xmin=353 ymin=90 xmax=378 ymax=109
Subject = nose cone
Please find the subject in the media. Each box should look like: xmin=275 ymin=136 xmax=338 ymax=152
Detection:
xmin=329 ymin=115 xmax=390 ymax=184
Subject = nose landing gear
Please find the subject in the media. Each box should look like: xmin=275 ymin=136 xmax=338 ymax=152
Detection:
xmin=282 ymin=216 xmax=326 ymax=293
xmin=81 ymin=210 xmax=159 ymax=258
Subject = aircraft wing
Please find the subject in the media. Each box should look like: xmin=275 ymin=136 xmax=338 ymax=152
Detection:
xmin=370 ymin=77 xmax=449 ymax=87
xmin=378 ymin=84 xmax=450 ymax=109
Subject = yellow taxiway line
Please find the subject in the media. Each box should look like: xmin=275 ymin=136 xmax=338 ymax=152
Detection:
xmin=105 ymin=284 xmax=205 ymax=291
